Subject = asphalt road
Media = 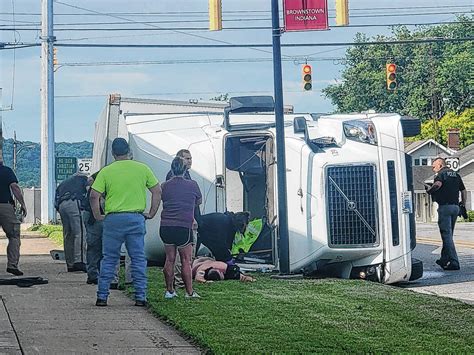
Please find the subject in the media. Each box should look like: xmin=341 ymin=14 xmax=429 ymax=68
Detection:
xmin=401 ymin=222 xmax=474 ymax=305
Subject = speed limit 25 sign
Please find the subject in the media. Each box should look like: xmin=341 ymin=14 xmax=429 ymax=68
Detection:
xmin=445 ymin=157 xmax=460 ymax=171
xmin=77 ymin=158 xmax=93 ymax=176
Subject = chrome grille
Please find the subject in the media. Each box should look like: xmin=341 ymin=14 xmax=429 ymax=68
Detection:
xmin=326 ymin=165 xmax=378 ymax=246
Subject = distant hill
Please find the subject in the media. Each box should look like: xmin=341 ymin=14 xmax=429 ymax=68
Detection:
xmin=1 ymin=139 xmax=93 ymax=187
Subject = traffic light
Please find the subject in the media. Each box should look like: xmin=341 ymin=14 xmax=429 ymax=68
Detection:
xmin=302 ymin=64 xmax=312 ymax=91
xmin=53 ymin=46 xmax=58 ymax=66
xmin=335 ymin=0 xmax=349 ymax=26
xmin=209 ymin=0 xmax=222 ymax=31
xmin=386 ymin=63 xmax=397 ymax=90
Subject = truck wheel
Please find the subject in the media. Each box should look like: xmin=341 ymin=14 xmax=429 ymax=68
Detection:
xmin=401 ymin=117 xmax=421 ymax=137
xmin=409 ymin=258 xmax=423 ymax=281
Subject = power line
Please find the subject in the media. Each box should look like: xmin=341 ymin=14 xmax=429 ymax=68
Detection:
xmin=3 ymin=36 xmax=473 ymax=50
xmin=4 ymin=36 xmax=472 ymax=51
xmin=1 ymin=11 xmax=471 ymax=27
xmin=57 ymin=52 xmax=456 ymax=68
xmin=52 ymin=0 xmax=281 ymax=59
xmin=54 ymin=89 xmax=324 ymax=99
xmin=2 ymin=20 xmax=471 ymax=33
xmin=1 ymin=4 xmax=472 ymax=16
xmin=50 ymin=37 xmax=474 ymax=48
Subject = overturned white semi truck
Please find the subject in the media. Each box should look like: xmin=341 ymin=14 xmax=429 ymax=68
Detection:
xmin=92 ymin=94 xmax=423 ymax=284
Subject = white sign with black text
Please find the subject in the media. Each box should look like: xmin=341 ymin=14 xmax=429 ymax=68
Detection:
xmin=445 ymin=157 xmax=460 ymax=172
xmin=77 ymin=158 xmax=93 ymax=176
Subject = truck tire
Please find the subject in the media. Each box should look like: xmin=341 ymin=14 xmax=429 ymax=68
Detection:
xmin=401 ymin=117 xmax=421 ymax=137
xmin=409 ymin=258 xmax=423 ymax=281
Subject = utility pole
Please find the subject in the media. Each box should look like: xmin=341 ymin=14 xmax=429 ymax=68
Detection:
xmin=0 ymin=88 xmax=3 ymax=163
xmin=271 ymin=0 xmax=290 ymax=274
xmin=41 ymin=0 xmax=56 ymax=223
xmin=429 ymin=45 xmax=441 ymax=145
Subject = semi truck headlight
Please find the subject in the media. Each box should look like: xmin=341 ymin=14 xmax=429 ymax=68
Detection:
xmin=343 ymin=120 xmax=377 ymax=145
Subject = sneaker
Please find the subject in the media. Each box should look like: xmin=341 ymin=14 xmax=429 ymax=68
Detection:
xmin=435 ymin=259 xmax=447 ymax=268
xmin=110 ymin=282 xmax=119 ymax=290
xmin=135 ymin=300 xmax=147 ymax=307
xmin=185 ymin=291 xmax=201 ymax=299
xmin=6 ymin=268 xmax=24 ymax=276
xmin=86 ymin=279 xmax=98 ymax=285
xmin=164 ymin=290 xmax=178 ymax=299
xmin=95 ymin=298 xmax=107 ymax=307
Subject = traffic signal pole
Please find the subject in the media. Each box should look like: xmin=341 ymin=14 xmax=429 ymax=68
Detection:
xmin=271 ymin=0 xmax=290 ymax=274
xmin=40 ymin=0 xmax=56 ymax=223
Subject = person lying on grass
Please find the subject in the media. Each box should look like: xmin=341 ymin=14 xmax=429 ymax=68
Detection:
xmin=192 ymin=256 xmax=255 ymax=283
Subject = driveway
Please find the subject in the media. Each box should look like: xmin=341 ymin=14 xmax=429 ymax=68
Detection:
xmin=401 ymin=222 xmax=474 ymax=305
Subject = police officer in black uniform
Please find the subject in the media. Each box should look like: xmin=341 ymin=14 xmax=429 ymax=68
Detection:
xmin=55 ymin=173 xmax=88 ymax=272
xmin=427 ymin=157 xmax=467 ymax=271
xmin=0 ymin=162 xmax=27 ymax=275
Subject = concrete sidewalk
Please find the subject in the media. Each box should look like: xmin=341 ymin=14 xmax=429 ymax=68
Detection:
xmin=0 ymin=233 xmax=201 ymax=354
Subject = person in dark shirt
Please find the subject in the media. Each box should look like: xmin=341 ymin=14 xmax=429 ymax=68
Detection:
xmin=197 ymin=211 xmax=250 ymax=264
xmin=160 ymin=157 xmax=202 ymax=299
xmin=55 ymin=173 xmax=88 ymax=272
xmin=165 ymin=149 xmax=193 ymax=181
xmin=0 ymin=162 xmax=27 ymax=276
xmin=427 ymin=157 xmax=467 ymax=271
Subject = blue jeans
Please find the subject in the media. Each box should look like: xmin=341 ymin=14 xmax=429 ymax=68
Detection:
xmin=437 ymin=204 xmax=460 ymax=265
xmin=97 ymin=213 xmax=147 ymax=301
xmin=83 ymin=211 xmax=119 ymax=283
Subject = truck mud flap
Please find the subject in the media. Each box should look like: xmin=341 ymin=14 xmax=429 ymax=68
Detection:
xmin=409 ymin=258 xmax=423 ymax=281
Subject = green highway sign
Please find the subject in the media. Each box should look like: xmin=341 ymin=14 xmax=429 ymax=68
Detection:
xmin=55 ymin=157 xmax=77 ymax=182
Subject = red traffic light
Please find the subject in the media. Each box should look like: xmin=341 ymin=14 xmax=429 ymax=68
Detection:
xmin=302 ymin=64 xmax=312 ymax=91
xmin=387 ymin=63 xmax=396 ymax=72
xmin=386 ymin=63 xmax=397 ymax=91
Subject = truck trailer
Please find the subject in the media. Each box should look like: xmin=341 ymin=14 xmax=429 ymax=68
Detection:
xmin=92 ymin=94 xmax=423 ymax=284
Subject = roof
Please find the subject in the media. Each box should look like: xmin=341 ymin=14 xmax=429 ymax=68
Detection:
xmin=405 ymin=139 xmax=454 ymax=155
xmin=405 ymin=139 xmax=427 ymax=151
xmin=453 ymin=143 xmax=474 ymax=166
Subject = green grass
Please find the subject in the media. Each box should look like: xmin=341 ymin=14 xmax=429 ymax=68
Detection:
xmin=129 ymin=268 xmax=474 ymax=353
xmin=29 ymin=224 xmax=63 ymax=246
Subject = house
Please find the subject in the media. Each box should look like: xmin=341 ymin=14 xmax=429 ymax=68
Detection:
xmin=453 ymin=144 xmax=474 ymax=210
xmin=405 ymin=138 xmax=474 ymax=222
xmin=405 ymin=139 xmax=455 ymax=166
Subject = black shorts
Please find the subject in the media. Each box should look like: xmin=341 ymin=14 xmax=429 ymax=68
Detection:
xmin=160 ymin=226 xmax=192 ymax=248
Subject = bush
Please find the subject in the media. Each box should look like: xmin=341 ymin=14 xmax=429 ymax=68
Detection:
xmin=29 ymin=224 xmax=63 ymax=246
xmin=467 ymin=210 xmax=474 ymax=222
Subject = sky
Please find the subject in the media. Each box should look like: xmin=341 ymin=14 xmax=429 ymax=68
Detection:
xmin=0 ymin=0 xmax=472 ymax=142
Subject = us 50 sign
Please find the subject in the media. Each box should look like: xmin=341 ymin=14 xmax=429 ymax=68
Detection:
xmin=445 ymin=157 xmax=460 ymax=171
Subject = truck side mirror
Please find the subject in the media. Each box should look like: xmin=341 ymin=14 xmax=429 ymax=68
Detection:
xmin=293 ymin=116 xmax=307 ymax=133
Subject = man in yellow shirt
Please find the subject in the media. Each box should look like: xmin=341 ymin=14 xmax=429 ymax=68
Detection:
xmin=90 ymin=138 xmax=162 ymax=307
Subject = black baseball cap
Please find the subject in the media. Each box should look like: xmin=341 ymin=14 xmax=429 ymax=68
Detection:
xmin=112 ymin=138 xmax=130 ymax=156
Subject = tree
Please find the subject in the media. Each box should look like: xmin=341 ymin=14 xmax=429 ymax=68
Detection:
xmin=210 ymin=93 xmax=230 ymax=102
xmin=322 ymin=17 xmax=473 ymax=121
xmin=1 ymin=139 xmax=93 ymax=187
xmin=411 ymin=108 xmax=474 ymax=149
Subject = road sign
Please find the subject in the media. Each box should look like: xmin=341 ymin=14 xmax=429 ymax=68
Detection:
xmin=445 ymin=157 xmax=460 ymax=171
xmin=77 ymin=158 xmax=93 ymax=176
xmin=283 ymin=0 xmax=329 ymax=32
xmin=55 ymin=157 xmax=77 ymax=182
